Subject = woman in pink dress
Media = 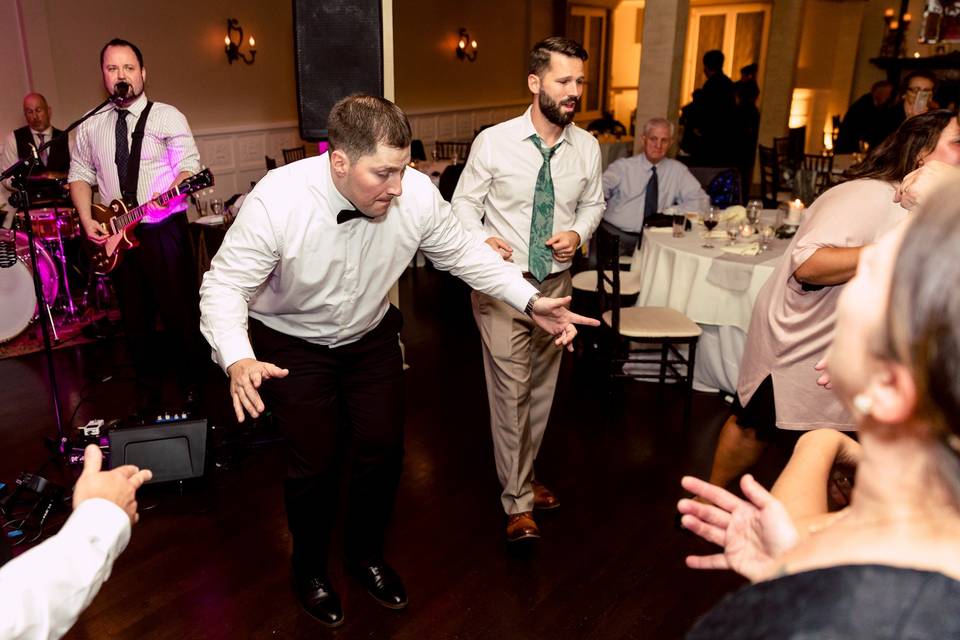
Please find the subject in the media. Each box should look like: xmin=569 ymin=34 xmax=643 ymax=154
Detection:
xmin=704 ymin=109 xmax=960 ymax=492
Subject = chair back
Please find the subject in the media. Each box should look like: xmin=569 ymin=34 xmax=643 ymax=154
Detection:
xmin=438 ymin=163 xmax=465 ymax=201
xmin=757 ymin=145 xmax=778 ymax=208
xmin=688 ymin=167 xmax=742 ymax=208
xmin=801 ymin=153 xmax=835 ymax=196
xmin=265 ymin=155 xmax=278 ymax=170
xmin=594 ymin=224 xmax=623 ymax=335
xmin=282 ymin=146 xmax=307 ymax=164
xmin=434 ymin=140 xmax=471 ymax=161
xmin=410 ymin=139 xmax=427 ymax=161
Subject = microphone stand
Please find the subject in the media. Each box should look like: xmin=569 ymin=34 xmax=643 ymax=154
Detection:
xmin=0 ymin=95 xmax=118 ymax=454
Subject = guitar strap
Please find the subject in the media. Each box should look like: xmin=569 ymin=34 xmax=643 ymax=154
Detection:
xmin=121 ymin=101 xmax=154 ymax=207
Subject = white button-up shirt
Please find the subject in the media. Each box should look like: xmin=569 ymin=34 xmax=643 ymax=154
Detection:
xmin=602 ymin=155 xmax=709 ymax=232
xmin=0 ymin=498 xmax=130 ymax=640
xmin=200 ymin=153 xmax=538 ymax=371
xmin=451 ymin=107 xmax=604 ymax=272
xmin=68 ymin=94 xmax=200 ymax=223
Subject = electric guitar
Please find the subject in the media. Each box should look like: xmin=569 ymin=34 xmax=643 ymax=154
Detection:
xmin=86 ymin=169 xmax=214 ymax=274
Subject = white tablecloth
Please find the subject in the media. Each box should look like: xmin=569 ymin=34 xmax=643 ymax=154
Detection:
xmin=632 ymin=212 xmax=787 ymax=393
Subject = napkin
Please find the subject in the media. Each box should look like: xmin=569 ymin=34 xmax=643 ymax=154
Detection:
xmin=721 ymin=242 xmax=760 ymax=256
xmin=719 ymin=205 xmax=746 ymax=223
xmin=647 ymin=226 xmax=674 ymax=234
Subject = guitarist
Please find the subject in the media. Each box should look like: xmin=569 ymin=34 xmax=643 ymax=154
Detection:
xmin=69 ymin=38 xmax=205 ymax=417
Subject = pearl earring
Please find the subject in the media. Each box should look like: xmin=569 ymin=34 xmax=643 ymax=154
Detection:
xmin=853 ymin=394 xmax=873 ymax=416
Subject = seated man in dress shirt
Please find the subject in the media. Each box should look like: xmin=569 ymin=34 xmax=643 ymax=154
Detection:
xmin=0 ymin=445 xmax=151 ymax=639
xmin=199 ymin=94 xmax=598 ymax=629
xmin=601 ymin=117 xmax=709 ymax=255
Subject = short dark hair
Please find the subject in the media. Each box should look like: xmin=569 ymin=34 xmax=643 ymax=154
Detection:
xmin=703 ymin=49 xmax=724 ymax=72
xmin=528 ymin=37 xmax=588 ymax=77
xmin=845 ymin=109 xmax=957 ymax=182
xmin=327 ymin=94 xmax=412 ymax=161
xmin=100 ymin=38 xmax=144 ymax=68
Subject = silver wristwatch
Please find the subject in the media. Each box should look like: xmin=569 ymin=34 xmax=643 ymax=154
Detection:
xmin=525 ymin=292 xmax=542 ymax=317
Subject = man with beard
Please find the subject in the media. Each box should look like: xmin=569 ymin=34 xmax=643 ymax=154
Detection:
xmin=70 ymin=38 xmax=205 ymax=417
xmin=452 ymin=36 xmax=603 ymax=543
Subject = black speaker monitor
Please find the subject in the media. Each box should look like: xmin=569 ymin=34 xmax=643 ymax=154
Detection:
xmin=108 ymin=419 xmax=207 ymax=483
xmin=293 ymin=0 xmax=384 ymax=141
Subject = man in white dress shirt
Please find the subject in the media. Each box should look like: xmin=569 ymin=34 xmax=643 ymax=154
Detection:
xmin=601 ymin=117 xmax=709 ymax=255
xmin=69 ymin=38 xmax=205 ymax=417
xmin=452 ymin=37 xmax=604 ymax=543
xmin=199 ymin=94 xmax=597 ymax=628
xmin=0 ymin=445 xmax=151 ymax=640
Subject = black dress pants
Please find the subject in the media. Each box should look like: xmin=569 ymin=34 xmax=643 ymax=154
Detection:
xmin=110 ymin=212 xmax=203 ymax=410
xmin=250 ymin=306 xmax=405 ymax=575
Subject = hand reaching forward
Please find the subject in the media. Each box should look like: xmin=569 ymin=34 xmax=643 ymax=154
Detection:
xmin=227 ymin=358 xmax=290 ymax=422
xmin=677 ymin=474 xmax=799 ymax=582
xmin=73 ymin=445 xmax=152 ymax=524
xmin=530 ymin=295 xmax=600 ymax=351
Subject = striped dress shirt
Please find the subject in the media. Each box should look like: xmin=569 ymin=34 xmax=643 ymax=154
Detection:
xmin=68 ymin=93 xmax=201 ymax=223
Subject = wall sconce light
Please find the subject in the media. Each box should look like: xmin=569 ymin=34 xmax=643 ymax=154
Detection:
xmin=225 ymin=18 xmax=256 ymax=65
xmin=456 ymin=28 xmax=478 ymax=62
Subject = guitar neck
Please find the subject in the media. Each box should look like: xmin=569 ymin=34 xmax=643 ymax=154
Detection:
xmin=114 ymin=185 xmax=182 ymax=229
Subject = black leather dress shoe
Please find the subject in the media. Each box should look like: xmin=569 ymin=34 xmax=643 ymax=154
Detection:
xmin=293 ymin=573 xmax=344 ymax=627
xmin=350 ymin=561 xmax=408 ymax=610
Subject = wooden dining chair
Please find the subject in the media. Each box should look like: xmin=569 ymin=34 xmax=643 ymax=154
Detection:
xmin=434 ymin=140 xmax=470 ymax=161
xmin=265 ymin=155 xmax=278 ymax=171
xmin=801 ymin=153 xmax=835 ymax=196
xmin=758 ymin=145 xmax=785 ymax=209
xmin=595 ymin=224 xmax=701 ymax=428
xmin=282 ymin=146 xmax=306 ymax=164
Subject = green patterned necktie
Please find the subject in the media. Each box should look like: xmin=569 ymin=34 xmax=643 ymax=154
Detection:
xmin=528 ymin=135 xmax=562 ymax=282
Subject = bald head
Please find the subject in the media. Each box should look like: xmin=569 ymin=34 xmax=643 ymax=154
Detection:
xmin=23 ymin=93 xmax=51 ymax=133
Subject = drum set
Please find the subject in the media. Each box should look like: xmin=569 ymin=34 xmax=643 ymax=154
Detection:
xmin=0 ymin=176 xmax=104 ymax=343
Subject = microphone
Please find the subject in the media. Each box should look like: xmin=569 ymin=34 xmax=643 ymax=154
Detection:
xmin=112 ymin=81 xmax=130 ymax=103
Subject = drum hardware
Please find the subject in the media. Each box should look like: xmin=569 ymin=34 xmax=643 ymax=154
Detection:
xmin=0 ymin=91 xmax=122 ymax=452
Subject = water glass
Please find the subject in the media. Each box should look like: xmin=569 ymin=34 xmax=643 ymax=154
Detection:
xmin=758 ymin=223 xmax=775 ymax=252
xmin=211 ymin=198 xmax=224 ymax=217
xmin=746 ymin=199 xmax=763 ymax=225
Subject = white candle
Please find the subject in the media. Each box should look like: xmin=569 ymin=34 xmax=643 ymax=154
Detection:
xmin=740 ymin=223 xmax=755 ymax=238
xmin=787 ymin=199 xmax=804 ymax=225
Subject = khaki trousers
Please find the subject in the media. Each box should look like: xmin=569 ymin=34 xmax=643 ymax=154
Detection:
xmin=471 ymin=271 xmax=572 ymax=514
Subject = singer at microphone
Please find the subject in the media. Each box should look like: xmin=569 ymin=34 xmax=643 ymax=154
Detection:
xmin=111 ymin=81 xmax=130 ymax=103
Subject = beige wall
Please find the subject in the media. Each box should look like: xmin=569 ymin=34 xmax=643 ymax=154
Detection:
xmin=609 ymin=0 xmax=644 ymax=128
xmin=39 ymin=0 xmax=297 ymax=132
xmin=794 ymin=0 xmax=865 ymax=152
xmin=393 ymin=0 xmax=554 ymax=112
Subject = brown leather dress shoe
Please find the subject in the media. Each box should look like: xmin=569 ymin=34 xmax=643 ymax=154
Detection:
xmin=506 ymin=511 xmax=540 ymax=542
xmin=532 ymin=481 xmax=560 ymax=510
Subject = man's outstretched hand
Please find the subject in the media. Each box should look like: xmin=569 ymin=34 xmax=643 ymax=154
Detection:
xmin=530 ymin=295 xmax=600 ymax=351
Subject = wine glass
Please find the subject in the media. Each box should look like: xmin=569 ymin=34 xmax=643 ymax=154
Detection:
xmin=725 ymin=219 xmax=739 ymax=245
xmin=746 ymin=199 xmax=763 ymax=225
xmin=701 ymin=207 xmax=719 ymax=249
xmin=758 ymin=223 xmax=775 ymax=252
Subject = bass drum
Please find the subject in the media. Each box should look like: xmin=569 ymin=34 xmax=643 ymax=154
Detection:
xmin=0 ymin=230 xmax=59 ymax=343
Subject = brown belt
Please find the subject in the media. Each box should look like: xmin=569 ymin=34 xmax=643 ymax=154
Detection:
xmin=521 ymin=270 xmax=567 ymax=281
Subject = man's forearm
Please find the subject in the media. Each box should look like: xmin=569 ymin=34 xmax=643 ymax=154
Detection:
xmin=70 ymin=181 xmax=94 ymax=223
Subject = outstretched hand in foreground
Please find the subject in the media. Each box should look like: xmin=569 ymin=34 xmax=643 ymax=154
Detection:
xmin=677 ymin=474 xmax=799 ymax=582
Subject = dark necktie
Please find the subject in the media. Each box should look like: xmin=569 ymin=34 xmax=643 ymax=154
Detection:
xmin=337 ymin=209 xmax=371 ymax=224
xmin=115 ymin=109 xmax=129 ymax=193
xmin=644 ymin=164 xmax=659 ymax=220
xmin=36 ymin=133 xmax=47 ymax=166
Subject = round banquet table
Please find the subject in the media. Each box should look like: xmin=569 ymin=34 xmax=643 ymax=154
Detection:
xmin=630 ymin=212 xmax=788 ymax=394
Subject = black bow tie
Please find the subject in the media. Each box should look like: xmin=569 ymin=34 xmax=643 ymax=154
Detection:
xmin=337 ymin=209 xmax=371 ymax=224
